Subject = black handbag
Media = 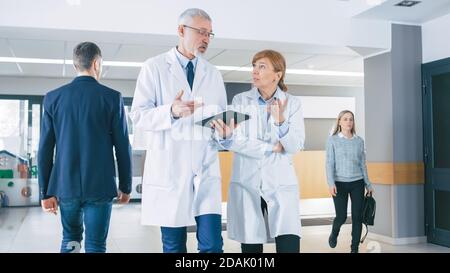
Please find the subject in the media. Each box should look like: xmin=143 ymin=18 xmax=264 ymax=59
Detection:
xmin=360 ymin=192 xmax=376 ymax=243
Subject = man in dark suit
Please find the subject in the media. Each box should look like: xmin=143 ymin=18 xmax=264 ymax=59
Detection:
xmin=38 ymin=42 xmax=132 ymax=253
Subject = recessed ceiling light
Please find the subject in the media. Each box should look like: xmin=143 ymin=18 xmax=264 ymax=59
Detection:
xmin=0 ymin=57 xmax=65 ymax=65
xmin=0 ymin=57 xmax=363 ymax=77
xmin=0 ymin=57 xmax=142 ymax=67
xmin=216 ymin=65 xmax=363 ymax=77
xmin=102 ymin=61 xmax=142 ymax=67
xmin=366 ymin=0 xmax=384 ymax=6
xmin=66 ymin=0 xmax=81 ymax=6
xmin=395 ymin=0 xmax=421 ymax=7
xmin=286 ymin=69 xmax=363 ymax=77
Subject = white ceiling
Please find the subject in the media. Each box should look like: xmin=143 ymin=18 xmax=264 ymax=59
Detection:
xmin=355 ymin=0 xmax=450 ymax=24
xmin=0 ymin=37 xmax=365 ymax=86
xmin=1 ymin=0 xmax=450 ymax=87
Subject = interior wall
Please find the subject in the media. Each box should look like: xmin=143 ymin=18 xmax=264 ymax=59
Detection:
xmin=0 ymin=77 xmax=363 ymax=152
xmin=422 ymin=12 xmax=450 ymax=63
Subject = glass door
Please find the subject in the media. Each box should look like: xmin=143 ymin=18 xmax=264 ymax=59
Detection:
xmin=423 ymin=60 xmax=450 ymax=247
xmin=123 ymin=98 xmax=144 ymax=200
xmin=0 ymin=96 xmax=42 ymax=207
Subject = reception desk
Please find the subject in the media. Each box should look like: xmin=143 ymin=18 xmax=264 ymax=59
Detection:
xmin=218 ymin=150 xmax=330 ymax=201
xmin=218 ymin=150 xmax=425 ymax=202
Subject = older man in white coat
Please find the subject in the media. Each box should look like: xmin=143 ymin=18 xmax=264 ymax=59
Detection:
xmin=130 ymin=8 xmax=227 ymax=253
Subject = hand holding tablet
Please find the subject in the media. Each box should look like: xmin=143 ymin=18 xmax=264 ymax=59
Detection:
xmin=195 ymin=110 xmax=250 ymax=128
xmin=196 ymin=110 xmax=251 ymax=139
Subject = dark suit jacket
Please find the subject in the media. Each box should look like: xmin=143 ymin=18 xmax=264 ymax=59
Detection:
xmin=38 ymin=76 xmax=132 ymax=200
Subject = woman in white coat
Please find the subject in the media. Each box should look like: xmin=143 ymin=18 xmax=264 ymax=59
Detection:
xmin=212 ymin=49 xmax=305 ymax=253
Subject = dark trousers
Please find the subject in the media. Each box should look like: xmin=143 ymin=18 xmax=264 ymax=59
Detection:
xmin=59 ymin=197 xmax=113 ymax=253
xmin=161 ymin=214 xmax=223 ymax=253
xmin=241 ymin=197 xmax=300 ymax=253
xmin=331 ymin=180 xmax=365 ymax=250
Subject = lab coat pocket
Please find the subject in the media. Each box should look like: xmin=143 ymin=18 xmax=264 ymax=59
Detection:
xmin=278 ymin=167 xmax=298 ymax=187
xmin=143 ymin=149 xmax=173 ymax=189
xmin=273 ymin=156 xmax=298 ymax=187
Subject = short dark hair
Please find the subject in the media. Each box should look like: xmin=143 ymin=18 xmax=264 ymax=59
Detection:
xmin=73 ymin=42 xmax=102 ymax=71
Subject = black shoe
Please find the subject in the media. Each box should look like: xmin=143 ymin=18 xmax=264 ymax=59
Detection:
xmin=350 ymin=248 xmax=359 ymax=253
xmin=328 ymin=234 xmax=337 ymax=248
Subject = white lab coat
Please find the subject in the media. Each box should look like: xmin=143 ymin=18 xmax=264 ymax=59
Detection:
xmin=220 ymin=88 xmax=305 ymax=243
xmin=130 ymin=48 xmax=227 ymax=227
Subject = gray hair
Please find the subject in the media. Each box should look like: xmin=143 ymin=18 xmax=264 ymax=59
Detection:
xmin=178 ymin=8 xmax=211 ymax=25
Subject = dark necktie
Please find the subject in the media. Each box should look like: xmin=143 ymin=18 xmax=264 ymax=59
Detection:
xmin=187 ymin=61 xmax=194 ymax=90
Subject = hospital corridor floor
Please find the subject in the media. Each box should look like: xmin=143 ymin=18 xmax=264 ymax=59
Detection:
xmin=0 ymin=203 xmax=449 ymax=253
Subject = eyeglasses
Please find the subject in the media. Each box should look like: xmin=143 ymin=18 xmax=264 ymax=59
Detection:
xmin=183 ymin=25 xmax=215 ymax=39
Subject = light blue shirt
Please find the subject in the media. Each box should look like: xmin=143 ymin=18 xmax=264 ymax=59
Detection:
xmin=219 ymin=88 xmax=289 ymax=154
xmin=175 ymin=47 xmax=198 ymax=82
xmin=325 ymin=132 xmax=372 ymax=189
xmin=170 ymin=47 xmax=199 ymax=121
xmin=255 ymin=88 xmax=289 ymax=139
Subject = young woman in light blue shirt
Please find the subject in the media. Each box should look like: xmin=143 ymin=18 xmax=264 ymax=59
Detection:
xmin=326 ymin=110 xmax=373 ymax=253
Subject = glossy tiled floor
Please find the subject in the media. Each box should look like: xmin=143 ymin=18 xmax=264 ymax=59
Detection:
xmin=1 ymin=204 xmax=449 ymax=253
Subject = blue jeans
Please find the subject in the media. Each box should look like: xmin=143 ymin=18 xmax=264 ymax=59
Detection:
xmin=59 ymin=197 xmax=113 ymax=253
xmin=160 ymin=214 xmax=223 ymax=253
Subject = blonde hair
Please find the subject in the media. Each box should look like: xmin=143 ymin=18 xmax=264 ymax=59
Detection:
xmin=332 ymin=110 xmax=356 ymax=136
xmin=252 ymin=49 xmax=287 ymax=91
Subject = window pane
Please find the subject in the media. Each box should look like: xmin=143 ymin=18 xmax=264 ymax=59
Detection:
xmin=124 ymin=105 xmax=134 ymax=145
xmin=435 ymin=190 xmax=450 ymax=231
xmin=0 ymin=100 xmax=28 ymax=158
xmin=432 ymin=72 xmax=450 ymax=168
xmin=0 ymin=99 xmax=29 ymax=183
xmin=30 ymin=104 xmax=40 ymax=178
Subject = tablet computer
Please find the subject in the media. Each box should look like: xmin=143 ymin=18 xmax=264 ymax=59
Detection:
xmin=195 ymin=110 xmax=250 ymax=128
